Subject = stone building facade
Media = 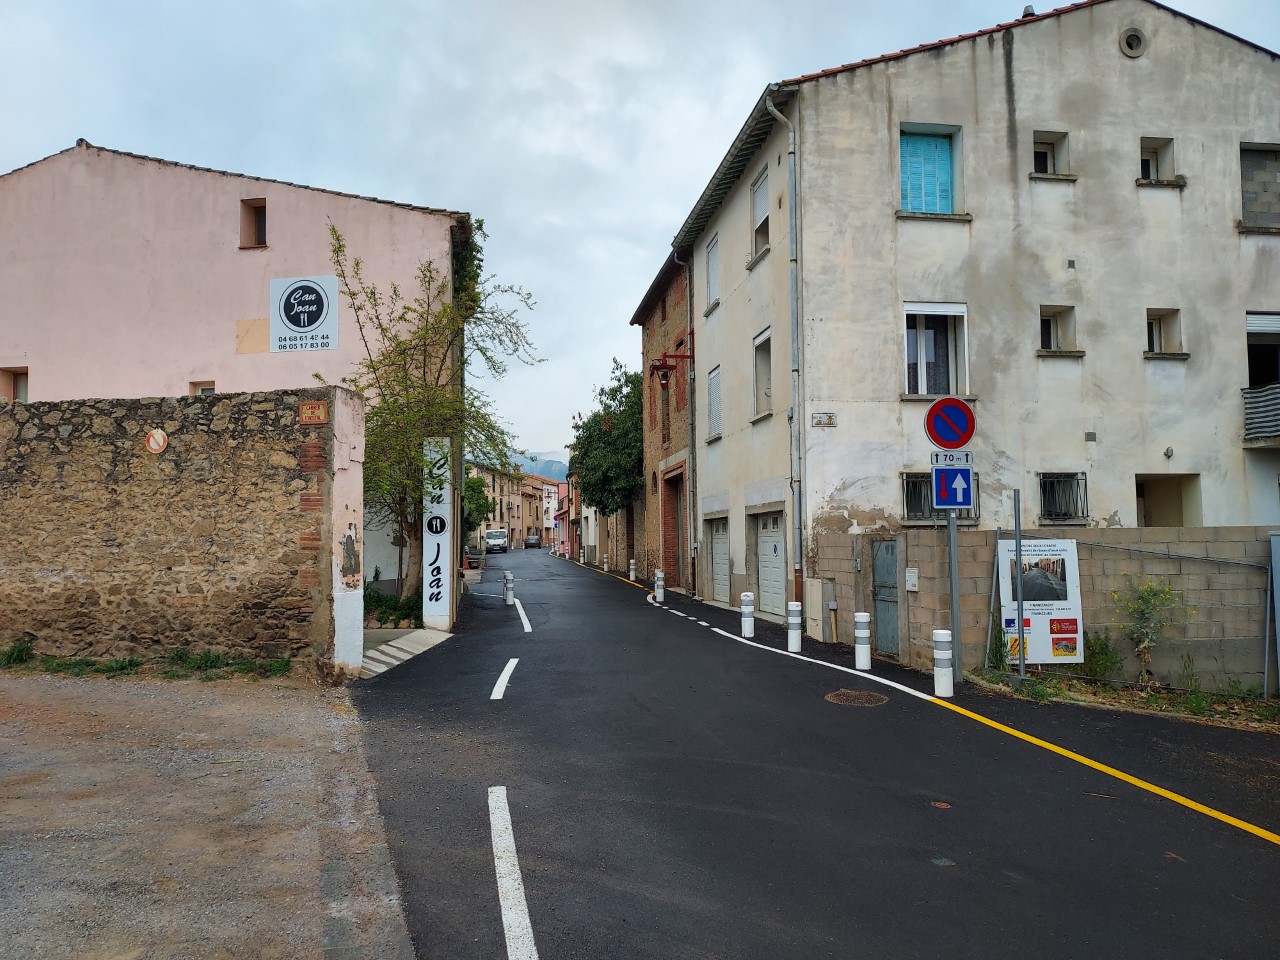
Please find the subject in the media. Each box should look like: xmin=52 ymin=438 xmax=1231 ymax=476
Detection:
xmin=0 ymin=386 xmax=365 ymax=676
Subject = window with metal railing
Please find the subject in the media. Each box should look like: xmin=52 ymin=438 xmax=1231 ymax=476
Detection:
xmin=1039 ymin=472 xmax=1089 ymax=523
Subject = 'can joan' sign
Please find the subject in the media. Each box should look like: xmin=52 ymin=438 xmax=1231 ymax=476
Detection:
xmin=269 ymin=275 xmax=340 ymax=352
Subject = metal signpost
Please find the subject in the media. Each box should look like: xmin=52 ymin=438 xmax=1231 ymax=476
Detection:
xmin=925 ymin=397 xmax=976 ymax=683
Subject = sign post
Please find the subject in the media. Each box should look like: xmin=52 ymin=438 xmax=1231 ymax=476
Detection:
xmin=422 ymin=439 xmax=453 ymax=631
xmin=924 ymin=397 xmax=976 ymax=684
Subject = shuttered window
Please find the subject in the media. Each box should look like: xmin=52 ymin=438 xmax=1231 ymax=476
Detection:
xmin=751 ymin=172 xmax=770 ymax=255
xmin=900 ymin=134 xmax=953 ymax=214
xmin=707 ymin=366 xmax=722 ymax=439
xmin=706 ymin=235 xmax=720 ymax=307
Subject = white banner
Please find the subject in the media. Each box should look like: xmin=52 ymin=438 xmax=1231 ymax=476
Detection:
xmin=269 ymin=275 xmax=339 ymax=352
xmin=996 ymin=539 xmax=1083 ymax=664
xmin=422 ymin=440 xmax=453 ymax=630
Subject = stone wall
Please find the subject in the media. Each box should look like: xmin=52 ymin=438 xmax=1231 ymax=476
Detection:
xmin=815 ymin=526 xmax=1275 ymax=694
xmin=0 ymin=386 xmax=364 ymax=676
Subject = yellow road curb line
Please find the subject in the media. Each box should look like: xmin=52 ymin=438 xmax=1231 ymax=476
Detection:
xmin=566 ymin=557 xmax=649 ymax=591
xmin=932 ymin=698 xmax=1280 ymax=848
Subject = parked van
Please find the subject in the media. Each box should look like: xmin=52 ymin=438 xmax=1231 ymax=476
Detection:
xmin=485 ymin=530 xmax=509 ymax=554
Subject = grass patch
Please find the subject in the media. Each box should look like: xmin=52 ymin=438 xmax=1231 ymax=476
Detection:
xmin=160 ymin=667 xmax=193 ymax=680
xmin=0 ymin=635 xmax=35 ymax=667
xmin=1 ymin=645 xmax=293 ymax=684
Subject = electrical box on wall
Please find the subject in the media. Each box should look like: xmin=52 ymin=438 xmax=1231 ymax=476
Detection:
xmin=905 ymin=567 xmax=920 ymax=592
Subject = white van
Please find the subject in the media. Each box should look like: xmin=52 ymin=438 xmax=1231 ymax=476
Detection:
xmin=485 ymin=529 xmax=509 ymax=554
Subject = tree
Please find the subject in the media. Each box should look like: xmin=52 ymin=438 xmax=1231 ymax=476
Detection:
xmin=462 ymin=474 xmax=494 ymax=542
xmin=326 ymin=219 xmax=536 ymax=597
xmin=570 ymin=360 xmax=643 ymax=515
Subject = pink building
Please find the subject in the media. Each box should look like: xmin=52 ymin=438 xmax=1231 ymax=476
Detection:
xmin=0 ymin=139 xmax=468 ymax=579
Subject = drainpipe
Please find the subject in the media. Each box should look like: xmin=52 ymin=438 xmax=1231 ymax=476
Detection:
xmin=673 ymin=250 xmax=698 ymax=597
xmin=765 ymin=88 xmax=805 ymax=610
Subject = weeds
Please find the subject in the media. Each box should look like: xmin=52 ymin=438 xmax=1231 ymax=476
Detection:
xmin=0 ymin=635 xmax=35 ymax=666
xmin=1 ymin=644 xmax=292 ymax=682
xmin=1080 ymin=630 xmax=1124 ymax=682
xmin=1111 ymin=578 xmax=1190 ymax=686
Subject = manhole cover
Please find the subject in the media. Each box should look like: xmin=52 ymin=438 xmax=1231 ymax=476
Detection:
xmin=824 ymin=689 xmax=889 ymax=707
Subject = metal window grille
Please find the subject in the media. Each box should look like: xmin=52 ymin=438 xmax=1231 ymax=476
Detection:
xmin=901 ymin=473 xmax=979 ymax=522
xmin=1039 ymin=472 xmax=1088 ymax=522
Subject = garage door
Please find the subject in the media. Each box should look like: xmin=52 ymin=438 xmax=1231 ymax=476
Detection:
xmin=756 ymin=512 xmax=786 ymax=616
xmin=710 ymin=519 xmax=729 ymax=603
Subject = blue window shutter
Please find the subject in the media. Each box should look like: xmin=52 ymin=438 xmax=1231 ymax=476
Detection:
xmin=900 ymin=134 xmax=952 ymax=214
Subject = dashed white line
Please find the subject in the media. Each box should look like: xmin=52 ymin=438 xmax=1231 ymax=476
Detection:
xmin=697 ymin=621 xmax=710 ymax=627
xmin=514 ymin=598 xmax=532 ymax=633
xmin=490 ymin=658 xmax=519 ymax=700
xmin=488 ymin=786 xmax=540 ymax=960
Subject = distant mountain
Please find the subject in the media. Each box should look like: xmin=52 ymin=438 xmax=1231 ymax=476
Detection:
xmin=518 ymin=452 xmax=568 ymax=482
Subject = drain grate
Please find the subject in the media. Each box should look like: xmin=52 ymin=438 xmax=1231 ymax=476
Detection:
xmin=824 ymin=689 xmax=889 ymax=707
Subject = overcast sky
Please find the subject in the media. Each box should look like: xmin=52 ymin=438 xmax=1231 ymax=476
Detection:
xmin=2 ymin=0 xmax=1275 ymax=457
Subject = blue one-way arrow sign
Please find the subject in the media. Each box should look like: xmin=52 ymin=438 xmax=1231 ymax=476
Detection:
xmin=931 ymin=466 xmax=973 ymax=510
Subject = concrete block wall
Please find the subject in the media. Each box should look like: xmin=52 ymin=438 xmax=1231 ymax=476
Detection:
xmin=0 ymin=386 xmax=364 ymax=677
xmin=1241 ymin=148 xmax=1280 ymax=229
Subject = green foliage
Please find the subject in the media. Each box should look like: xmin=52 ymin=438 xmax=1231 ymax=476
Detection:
xmin=364 ymin=585 xmax=424 ymax=627
xmin=570 ymin=360 xmax=644 ymax=516
xmin=1111 ymin=578 xmax=1187 ymax=686
xmin=0 ymin=635 xmax=34 ymax=666
xmin=323 ymin=222 xmax=537 ymax=597
xmin=462 ymin=475 xmax=495 ymax=540
xmin=1080 ymin=629 xmax=1124 ymax=681
xmin=986 ymin=613 xmax=1009 ymax=671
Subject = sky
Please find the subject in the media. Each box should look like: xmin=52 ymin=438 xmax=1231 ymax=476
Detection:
xmin=1 ymin=0 xmax=1275 ymax=457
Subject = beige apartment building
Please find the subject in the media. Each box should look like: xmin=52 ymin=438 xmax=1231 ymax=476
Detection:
xmin=662 ymin=0 xmax=1280 ymax=644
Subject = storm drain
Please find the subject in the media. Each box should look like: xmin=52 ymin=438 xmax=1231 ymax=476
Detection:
xmin=824 ymin=689 xmax=889 ymax=707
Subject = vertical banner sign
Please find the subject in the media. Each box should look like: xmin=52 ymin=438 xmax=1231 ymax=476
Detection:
xmin=422 ymin=439 xmax=453 ymax=630
xmin=996 ymin=539 xmax=1083 ymax=663
xmin=269 ymin=275 xmax=340 ymax=352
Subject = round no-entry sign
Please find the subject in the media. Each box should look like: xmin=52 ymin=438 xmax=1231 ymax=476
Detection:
xmin=924 ymin=397 xmax=975 ymax=450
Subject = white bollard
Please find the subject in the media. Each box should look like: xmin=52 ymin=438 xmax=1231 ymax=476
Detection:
xmin=579 ymin=549 xmax=585 ymax=565
xmin=629 ymin=559 xmax=636 ymax=581
xmin=503 ymin=570 xmax=515 ymax=606
xmin=933 ymin=628 xmax=954 ymax=698
xmin=603 ymin=553 xmax=609 ymax=572
xmin=740 ymin=592 xmax=755 ymax=638
xmin=787 ymin=601 xmax=802 ymax=652
xmin=854 ymin=611 xmax=872 ymax=671
xmin=654 ymin=569 xmax=665 ymax=603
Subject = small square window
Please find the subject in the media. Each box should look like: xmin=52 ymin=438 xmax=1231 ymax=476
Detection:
xmin=1 ymin=367 xmax=28 ymax=404
xmin=1033 ymin=143 xmax=1055 ymax=175
xmin=240 ymin=199 xmax=267 ymax=248
xmin=1038 ymin=305 xmax=1076 ymax=351
xmin=902 ymin=472 xmax=979 ymax=522
xmin=190 ymin=381 xmax=216 ymax=396
xmin=1031 ymin=131 xmax=1069 ymax=177
xmin=751 ymin=171 xmax=770 ymax=257
xmin=1145 ymin=308 xmax=1182 ymax=354
xmin=1039 ymin=472 xmax=1088 ymax=524
xmin=1139 ymin=137 xmax=1175 ymax=182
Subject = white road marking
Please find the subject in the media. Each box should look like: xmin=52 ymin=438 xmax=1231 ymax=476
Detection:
xmin=697 ymin=621 xmax=710 ymax=627
xmin=490 ymin=658 xmax=519 ymax=700
xmin=514 ymin=598 xmax=532 ymax=633
xmin=471 ymin=592 xmax=505 ymax=598
xmin=488 ymin=786 xmax=540 ymax=960
xmin=711 ymin=628 xmax=933 ymax=701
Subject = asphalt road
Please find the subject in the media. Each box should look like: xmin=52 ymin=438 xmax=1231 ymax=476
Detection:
xmin=352 ymin=549 xmax=1280 ymax=960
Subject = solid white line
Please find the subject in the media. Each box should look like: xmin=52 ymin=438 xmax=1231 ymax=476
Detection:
xmin=471 ymin=592 xmax=505 ymax=598
xmin=488 ymin=786 xmax=540 ymax=960
xmin=490 ymin=658 xmax=519 ymax=700
xmin=514 ymin=598 xmax=532 ymax=633
xmin=710 ymin=628 xmax=935 ymax=701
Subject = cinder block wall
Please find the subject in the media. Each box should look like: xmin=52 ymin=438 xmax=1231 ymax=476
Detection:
xmin=0 ymin=386 xmax=362 ymax=676
xmin=814 ymin=526 xmax=1275 ymax=694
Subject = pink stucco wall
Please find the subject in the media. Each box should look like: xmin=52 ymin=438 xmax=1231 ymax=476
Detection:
xmin=0 ymin=141 xmax=459 ymax=402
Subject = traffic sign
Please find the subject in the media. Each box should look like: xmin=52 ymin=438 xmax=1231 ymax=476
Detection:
xmin=931 ymin=450 xmax=973 ymax=466
xmin=924 ymin=396 xmax=975 ymax=450
xmin=931 ymin=466 xmax=974 ymax=510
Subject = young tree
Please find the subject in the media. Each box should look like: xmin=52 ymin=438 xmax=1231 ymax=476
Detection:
xmin=570 ymin=360 xmax=643 ymax=515
xmin=326 ymin=219 xmax=536 ymax=597
xmin=462 ymin=474 xmax=495 ymax=542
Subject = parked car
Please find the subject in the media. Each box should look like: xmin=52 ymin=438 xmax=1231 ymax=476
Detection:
xmin=524 ymin=534 xmax=542 ymax=549
xmin=485 ymin=530 xmax=509 ymax=553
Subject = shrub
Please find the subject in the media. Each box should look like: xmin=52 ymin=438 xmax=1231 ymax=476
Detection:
xmin=1080 ymin=629 xmax=1124 ymax=682
xmin=0 ymin=635 xmax=35 ymax=667
xmin=1112 ymin=578 xmax=1187 ymax=686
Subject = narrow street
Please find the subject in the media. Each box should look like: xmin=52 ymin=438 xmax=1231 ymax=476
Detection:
xmin=353 ymin=550 xmax=1280 ymax=960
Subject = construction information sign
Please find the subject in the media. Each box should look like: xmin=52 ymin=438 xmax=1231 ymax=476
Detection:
xmin=996 ymin=539 xmax=1083 ymax=664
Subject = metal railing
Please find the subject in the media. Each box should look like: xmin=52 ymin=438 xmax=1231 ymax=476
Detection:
xmin=1243 ymin=381 xmax=1280 ymax=442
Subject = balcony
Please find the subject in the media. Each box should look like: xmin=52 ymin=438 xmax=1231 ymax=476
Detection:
xmin=1242 ymin=382 xmax=1280 ymax=444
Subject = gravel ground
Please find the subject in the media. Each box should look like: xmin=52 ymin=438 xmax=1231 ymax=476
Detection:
xmin=0 ymin=672 xmax=414 ymax=960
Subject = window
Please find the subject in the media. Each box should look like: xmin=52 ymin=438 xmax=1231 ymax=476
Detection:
xmin=902 ymin=473 xmax=979 ymax=522
xmin=900 ymin=131 xmax=956 ymax=214
xmin=1 ymin=368 xmax=28 ymax=404
xmin=753 ymin=329 xmax=772 ymax=417
xmin=1246 ymin=314 xmax=1280 ymax=387
xmin=706 ymin=366 xmax=722 ymax=440
xmin=1138 ymin=137 xmax=1175 ymax=182
xmin=904 ymin=305 xmax=967 ymax=395
xmin=1031 ymin=131 xmax=1069 ymax=177
xmin=1039 ymin=472 xmax=1088 ymax=523
xmin=1145 ymin=308 xmax=1182 ymax=354
xmin=660 ymin=378 xmax=671 ymax=444
xmin=240 ymin=198 xmax=267 ymax=247
xmin=705 ymin=235 xmax=720 ymax=312
xmin=189 ymin=381 xmax=216 ymax=396
xmin=1038 ymin=305 xmax=1077 ymax=352
xmin=1241 ymin=146 xmax=1280 ymax=230
xmin=750 ymin=170 xmax=770 ymax=258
